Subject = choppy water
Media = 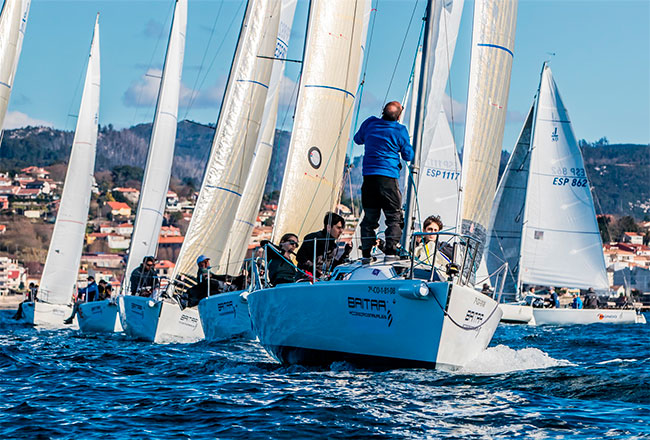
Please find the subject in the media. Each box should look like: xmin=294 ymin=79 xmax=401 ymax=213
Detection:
xmin=1 ymin=310 xmax=648 ymax=439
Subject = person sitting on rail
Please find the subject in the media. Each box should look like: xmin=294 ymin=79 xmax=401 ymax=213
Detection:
xmin=296 ymin=212 xmax=352 ymax=279
xmin=265 ymin=233 xmax=300 ymax=286
xmin=129 ymin=256 xmax=159 ymax=296
xmin=180 ymin=255 xmax=246 ymax=309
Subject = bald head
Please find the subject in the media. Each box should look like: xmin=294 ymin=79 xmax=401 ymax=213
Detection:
xmin=382 ymin=101 xmax=403 ymax=121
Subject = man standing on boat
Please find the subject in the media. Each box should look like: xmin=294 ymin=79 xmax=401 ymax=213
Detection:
xmin=354 ymin=101 xmax=413 ymax=262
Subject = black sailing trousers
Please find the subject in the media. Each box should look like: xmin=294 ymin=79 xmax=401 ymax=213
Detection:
xmin=359 ymin=175 xmax=404 ymax=257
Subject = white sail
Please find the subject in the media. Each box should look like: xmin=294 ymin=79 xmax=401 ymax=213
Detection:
xmin=0 ymin=0 xmax=30 ymax=133
xmin=485 ymin=103 xmax=534 ymax=293
xmin=171 ymin=0 xmax=281 ymax=279
xmin=38 ymin=16 xmax=100 ymax=305
xmin=218 ymin=0 xmax=298 ymax=275
xmin=519 ymin=64 xmax=608 ymax=290
xmin=272 ymin=0 xmax=371 ymax=241
xmin=124 ymin=0 xmax=187 ymax=283
xmin=417 ymin=108 xmax=461 ymax=230
xmin=457 ymin=0 xmax=517 ymax=258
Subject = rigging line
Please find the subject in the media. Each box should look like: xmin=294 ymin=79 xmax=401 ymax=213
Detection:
xmin=382 ymin=0 xmax=421 ymax=105
xmin=185 ymin=0 xmax=246 ymax=116
xmin=130 ymin=0 xmax=175 ymax=128
xmin=181 ymin=0 xmax=225 ymax=121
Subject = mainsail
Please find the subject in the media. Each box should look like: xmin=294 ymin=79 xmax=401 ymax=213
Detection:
xmin=218 ymin=0 xmax=298 ymax=275
xmin=457 ymin=0 xmax=517 ymax=259
xmin=0 ymin=0 xmax=30 ymax=134
xmin=124 ymin=0 xmax=187 ymax=284
xmin=272 ymin=0 xmax=371 ymax=241
xmin=38 ymin=16 xmax=100 ymax=305
xmin=171 ymin=0 xmax=281 ymax=279
xmin=519 ymin=64 xmax=608 ymax=290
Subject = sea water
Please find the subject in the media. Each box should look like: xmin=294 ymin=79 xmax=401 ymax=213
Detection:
xmin=0 ymin=310 xmax=648 ymax=439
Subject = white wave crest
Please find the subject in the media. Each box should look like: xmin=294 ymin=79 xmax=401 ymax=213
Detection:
xmin=596 ymin=358 xmax=638 ymax=365
xmin=458 ymin=344 xmax=574 ymax=375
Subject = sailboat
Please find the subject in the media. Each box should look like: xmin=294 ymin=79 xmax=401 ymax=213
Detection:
xmin=21 ymin=15 xmax=100 ymax=327
xmin=197 ymin=0 xmax=297 ymax=342
xmin=247 ymin=0 xmax=516 ymax=370
xmin=120 ymin=0 xmax=281 ymax=343
xmin=0 ymin=0 xmax=30 ymax=136
xmin=486 ymin=63 xmax=646 ymax=326
xmin=79 ymin=0 xmax=186 ymax=334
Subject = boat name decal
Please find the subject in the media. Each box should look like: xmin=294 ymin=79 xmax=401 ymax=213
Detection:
xmin=179 ymin=313 xmax=198 ymax=329
xmin=130 ymin=303 xmax=143 ymax=318
xmin=218 ymin=300 xmax=236 ymax=317
xmin=474 ymin=297 xmax=486 ymax=308
xmin=465 ymin=309 xmax=484 ymax=325
xmin=348 ymin=297 xmax=393 ymax=327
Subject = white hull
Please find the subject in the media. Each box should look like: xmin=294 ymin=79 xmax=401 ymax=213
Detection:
xmin=119 ymin=295 xmax=204 ymax=343
xmin=21 ymin=301 xmax=77 ymax=329
xmin=78 ymin=300 xmax=123 ymax=333
xmin=248 ymin=278 xmax=502 ymax=370
xmin=198 ymin=290 xmax=254 ymax=342
xmin=532 ymin=308 xmax=646 ymax=325
xmin=499 ymin=303 xmax=535 ymax=324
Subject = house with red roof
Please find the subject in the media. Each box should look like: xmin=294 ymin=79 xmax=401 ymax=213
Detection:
xmin=106 ymin=201 xmax=131 ymax=217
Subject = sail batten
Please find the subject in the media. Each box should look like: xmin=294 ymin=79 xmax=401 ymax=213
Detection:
xmin=124 ymin=0 xmax=187 ymax=284
xmin=38 ymin=16 xmax=100 ymax=305
xmin=171 ymin=0 xmax=281 ymax=279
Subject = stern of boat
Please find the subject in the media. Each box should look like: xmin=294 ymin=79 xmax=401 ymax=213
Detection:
xmin=78 ymin=300 xmax=122 ymax=333
xmin=119 ymin=295 xmax=161 ymax=342
xmin=198 ymin=290 xmax=253 ymax=342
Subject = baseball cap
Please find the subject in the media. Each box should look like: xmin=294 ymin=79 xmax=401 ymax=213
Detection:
xmin=196 ymin=255 xmax=210 ymax=265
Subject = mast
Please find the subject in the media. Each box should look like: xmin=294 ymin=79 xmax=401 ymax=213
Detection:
xmin=514 ymin=62 xmax=544 ymax=296
xmin=402 ymin=0 xmax=441 ymax=247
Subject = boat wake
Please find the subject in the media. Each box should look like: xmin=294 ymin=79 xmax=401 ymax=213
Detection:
xmin=459 ymin=344 xmax=574 ymax=375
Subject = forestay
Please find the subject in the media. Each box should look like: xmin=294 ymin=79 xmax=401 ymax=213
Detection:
xmin=218 ymin=0 xmax=298 ymax=276
xmin=457 ymin=0 xmax=517 ymax=256
xmin=171 ymin=0 xmax=280 ymax=279
xmin=273 ymin=0 xmax=371 ymax=241
xmin=0 ymin=0 xmax=30 ymax=133
xmin=485 ymin=104 xmax=534 ymax=294
xmin=519 ymin=64 xmax=608 ymax=290
xmin=124 ymin=0 xmax=187 ymax=283
xmin=38 ymin=16 xmax=100 ymax=305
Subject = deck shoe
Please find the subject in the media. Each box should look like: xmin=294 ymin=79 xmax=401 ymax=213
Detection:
xmin=63 ymin=317 xmax=73 ymax=325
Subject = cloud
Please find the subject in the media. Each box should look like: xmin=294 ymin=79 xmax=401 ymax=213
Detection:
xmin=122 ymin=68 xmax=226 ymax=109
xmin=142 ymin=19 xmax=165 ymax=39
xmin=3 ymin=111 xmax=53 ymax=129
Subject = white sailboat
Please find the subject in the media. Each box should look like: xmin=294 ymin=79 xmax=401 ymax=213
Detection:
xmin=247 ymin=0 xmax=515 ymax=370
xmin=0 ymin=0 xmax=30 ymax=136
xmin=81 ymin=0 xmax=187 ymax=334
xmin=121 ymin=0 xmax=281 ymax=343
xmin=198 ymin=0 xmax=297 ymax=342
xmin=21 ymin=15 xmax=100 ymax=327
xmin=487 ymin=63 xmax=645 ymax=326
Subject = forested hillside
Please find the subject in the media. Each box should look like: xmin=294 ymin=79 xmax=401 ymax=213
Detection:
xmin=1 ymin=124 xmax=647 ymax=219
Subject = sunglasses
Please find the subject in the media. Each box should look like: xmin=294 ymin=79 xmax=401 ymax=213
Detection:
xmin=285 ymin=240 xmax=299 ymax=246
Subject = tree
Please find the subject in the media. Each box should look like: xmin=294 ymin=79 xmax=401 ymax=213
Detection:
xmin=597 ymin=216 xmax=611 ymax=243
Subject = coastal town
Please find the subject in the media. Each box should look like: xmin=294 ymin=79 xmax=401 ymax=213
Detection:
xmin=0 ymin=164 xmax=360 ymax=304
xmin=0 ymin=163 xmax=648 ymax=308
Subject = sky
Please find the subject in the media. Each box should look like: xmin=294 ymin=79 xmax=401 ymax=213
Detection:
xmin=4 ymin=0 xmax=649 ymax=155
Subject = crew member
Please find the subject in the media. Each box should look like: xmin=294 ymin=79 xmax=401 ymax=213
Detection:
xmin=296 ymin=212 xmax=351 ymax=277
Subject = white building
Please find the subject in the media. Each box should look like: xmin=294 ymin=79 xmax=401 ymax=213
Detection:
xmin=0 ymin=257 xmax=27 ymax=295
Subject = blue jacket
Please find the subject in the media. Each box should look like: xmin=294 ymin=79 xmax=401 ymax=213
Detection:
xmin=78 ymin=281 xmax=99 ymax=302
xmin=572 ymin=296 xmax=583 ymax=309
xmin=354 ymin=116 xmax=413 ymax=178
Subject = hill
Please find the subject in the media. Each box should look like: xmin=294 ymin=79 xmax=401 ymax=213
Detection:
xmin=1 ymin=124 xmax=647 ymax=219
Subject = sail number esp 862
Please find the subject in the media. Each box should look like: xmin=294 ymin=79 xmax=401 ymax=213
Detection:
xmin=550 ymin=166 xmax=588 ymax=187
